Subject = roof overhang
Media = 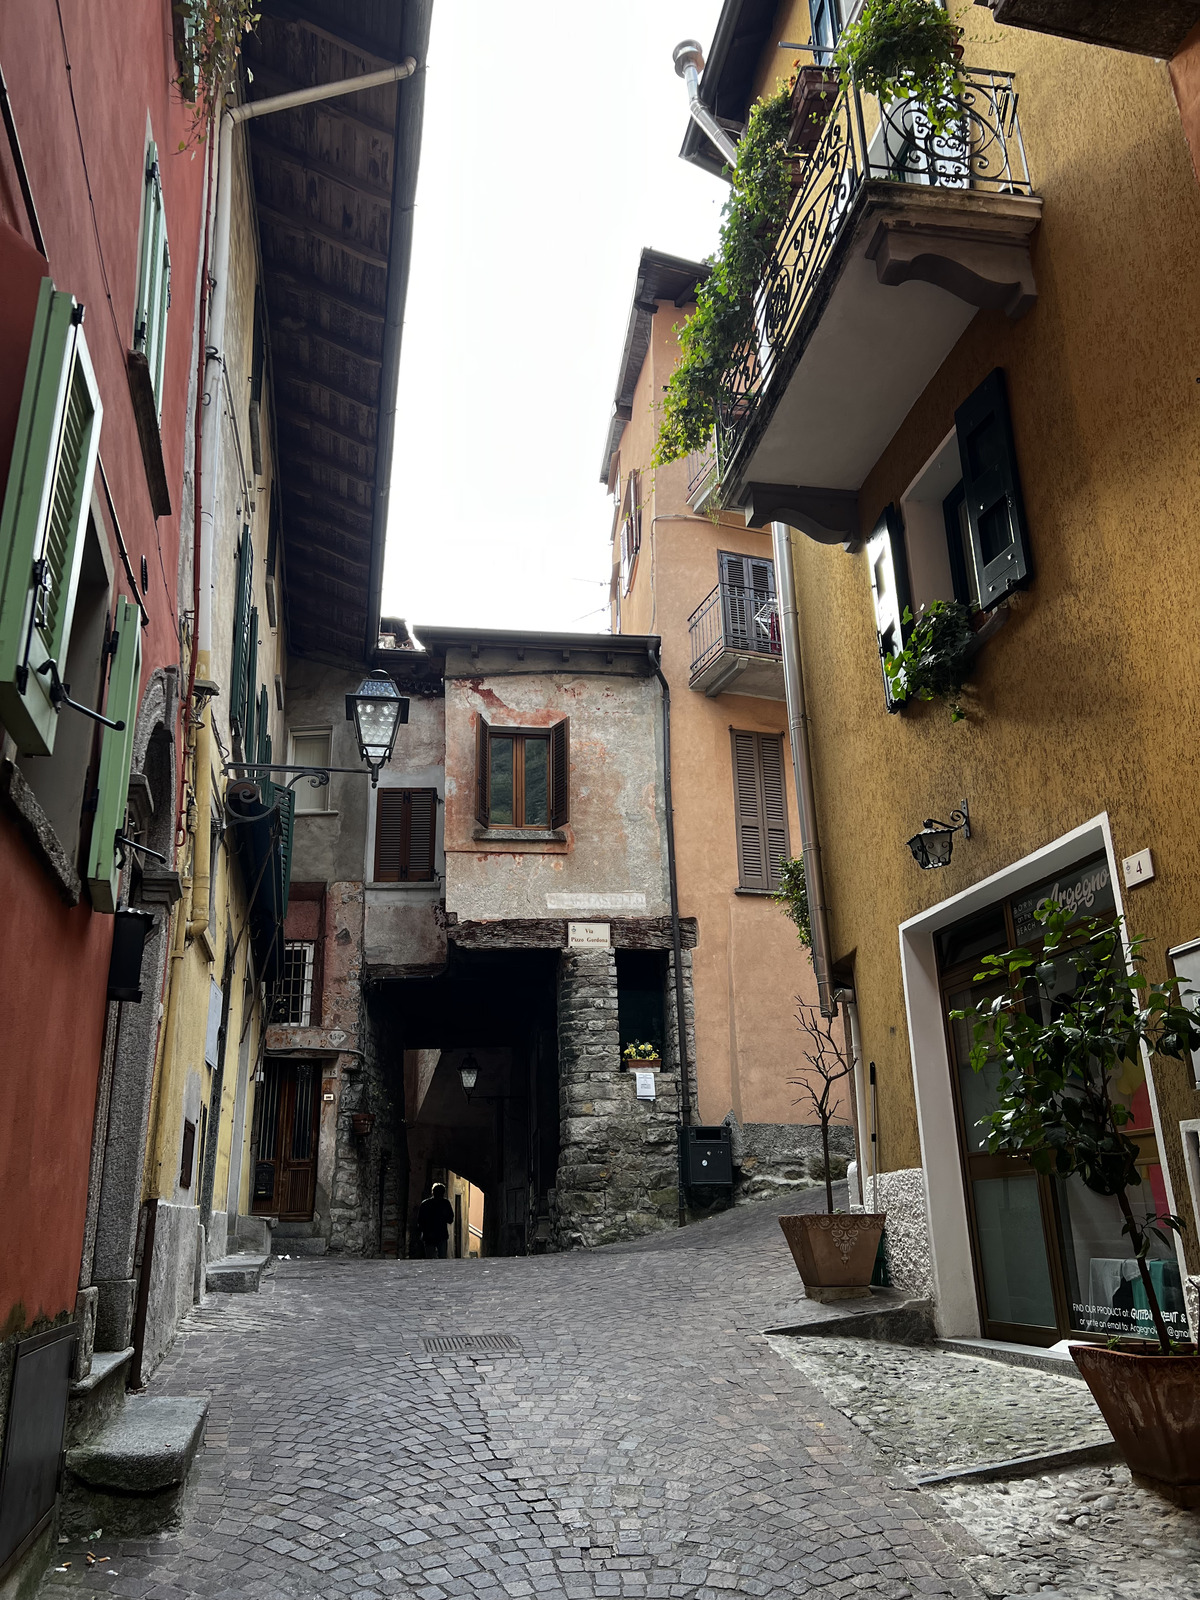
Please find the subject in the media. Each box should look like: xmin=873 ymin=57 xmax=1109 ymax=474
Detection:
xmin=678 ymin=0 xmax=780 ymax=176
xmin=415 ymin=627 xmax=661 ymax=680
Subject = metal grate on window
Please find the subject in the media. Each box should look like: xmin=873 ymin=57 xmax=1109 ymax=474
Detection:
xmin=277 ymin=941 xmax=314 ymax=1026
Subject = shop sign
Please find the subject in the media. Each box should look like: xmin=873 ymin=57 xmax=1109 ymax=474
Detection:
xmin=1012 ymin=853 xmax=1115 ymax=944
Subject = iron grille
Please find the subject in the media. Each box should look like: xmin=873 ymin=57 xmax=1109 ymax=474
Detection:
xmin=421 ymin=1334 xmax=520 ymax=1353
xmin=277 ymin=940 xmax=314 ymax=1026
xmin=689 ymin=579 xmax=782 ymax=681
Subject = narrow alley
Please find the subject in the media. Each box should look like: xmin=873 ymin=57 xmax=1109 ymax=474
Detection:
xmin=44 ymin=1192 xmax=979 ymax=1600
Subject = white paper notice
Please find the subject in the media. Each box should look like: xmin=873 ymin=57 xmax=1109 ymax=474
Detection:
xmin=635 ymin=1070 xmax=656 ymax=1101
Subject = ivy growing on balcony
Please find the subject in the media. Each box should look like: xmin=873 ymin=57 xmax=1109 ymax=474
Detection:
xmin=883 ymin=599 xmax=975 ymax=722
xmin=174 ymin=1 xmax=261 ymax=131
xmin=653 ymin=84 xmax=795 ymax=468
xmin=834 ymin=0 xmax=964 ymax=138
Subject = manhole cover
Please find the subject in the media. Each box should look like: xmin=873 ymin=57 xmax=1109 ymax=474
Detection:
xmin=422 ymin=1334 xmax=520 ymax=1353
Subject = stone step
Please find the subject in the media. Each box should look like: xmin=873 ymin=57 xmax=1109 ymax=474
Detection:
xmin=271 ymin=1218 xmax=319 ymax=1238
xmin=206 ymin=1252 xmax=270 ymax=1292
xmin=274 ymin=1235 xmax=327 ymax=1256
xmin=63 ymin=1395 xmax=208 ymax=1536
xmin=68 ymin=1347 xmax=133 ymax=1447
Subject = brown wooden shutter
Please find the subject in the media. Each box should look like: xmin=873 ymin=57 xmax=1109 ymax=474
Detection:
xmin=375 ymin=788 xmax=438 ymax=881
xmin=475 ymin=714 xmax=489 ymax=826
xmin=406 ymin=789 xmax=437 ymax=880
xmin=550 ymin=719 xmax=569 ymax=828
xmin=731 ymin=731 xmax=789 ymax=890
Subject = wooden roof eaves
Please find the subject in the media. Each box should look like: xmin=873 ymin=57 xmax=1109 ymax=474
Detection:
xmin=256 ymin=201 xmax=391 ymax=269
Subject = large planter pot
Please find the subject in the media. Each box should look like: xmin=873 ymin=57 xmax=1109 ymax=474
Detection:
xmin=1070 ymin=1342 xmax=1200 ymax=1507
xmin=779 ymin=1212 xmax=885 ymax=1302
xmin=788 ymin=65 xmax=841 ymax=154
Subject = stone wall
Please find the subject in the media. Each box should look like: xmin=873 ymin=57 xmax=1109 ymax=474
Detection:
xmin=853 ymin=1166 xmax=936 ymax=1301
xmin=328 ymin=983 xmax=400 ymax=1256
xmin=555 ymin=950 xmax=680 ymax=1248
xmin=726 ymin=1118 xmax=852 ymax=1202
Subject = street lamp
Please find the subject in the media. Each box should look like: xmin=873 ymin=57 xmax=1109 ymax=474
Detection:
xmin=345 ymin=674 xmax=409 ymax=786
xmin=907 ymin=800 xmax=970 ymax=870
xmin=458 ymin=1054 xmax=479 ymax=1099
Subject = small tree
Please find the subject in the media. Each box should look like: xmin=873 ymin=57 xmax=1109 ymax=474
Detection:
xmin=773 ymin=855 xmax=811 ymax=947
xmin=961 ymin=904 xmax=1200 ymax=1354
xmin=789 ymin=1005 xmax=855 ymax=1214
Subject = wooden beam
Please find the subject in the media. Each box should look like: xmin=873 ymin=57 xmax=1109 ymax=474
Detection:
xmin=271 ymin=356 xmax=383 ymax=412
xmin=249 ymin=128 xmax=393 ymax=203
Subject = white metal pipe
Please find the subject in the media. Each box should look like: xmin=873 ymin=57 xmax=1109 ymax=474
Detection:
xmin=673 ymin=40 xmax=739 ymax=169
xmin=772 ymin=520 xmax=836 ymax=1018
xmin=197 ymin=58 xmax=417 ymax=650
xmin=840 ymin=990 xmax=871 ymax=1205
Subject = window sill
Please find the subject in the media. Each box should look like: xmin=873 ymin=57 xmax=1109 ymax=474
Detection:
xmin=734 ymin=887 xmax=778 ymax=897
xmin=473 ymin=826 xmax=567 ymax=843
xmin=0 ymin=758 xmax=81 ymax=905
xmin=295 ymin=809 xmax=339 ymax=819
xmin=366 ymin=879 xmax=442 ymax=892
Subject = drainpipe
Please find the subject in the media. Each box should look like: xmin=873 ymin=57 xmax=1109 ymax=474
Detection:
xmin=197 ymin=57 xmax=418 ymax=651
xmin=772 ymin=522 xmax=836 ymax=1018
xmin=648 ymin=643 xmax=692 ymax=1129
xmin=836 ymin=987 xmax=870 ymax=1206
xmin=672 ymin=41 xmax=739 ymax=169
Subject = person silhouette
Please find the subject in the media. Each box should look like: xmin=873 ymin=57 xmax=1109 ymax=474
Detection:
xmin=417 ymin=1182 xmax=455 ymax=1258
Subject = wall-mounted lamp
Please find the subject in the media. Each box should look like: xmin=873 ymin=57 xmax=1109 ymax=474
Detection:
xmin=346 ymin=674 xmax=409 ymax=787
xmin=907 ymin=800 xmax=970 ymax=870
xmin=458 ymin=1054 xmax=479 ymax=1099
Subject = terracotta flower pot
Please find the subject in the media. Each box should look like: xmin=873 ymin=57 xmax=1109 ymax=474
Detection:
xmin=621 ymin=1056 xmax=660 ymax=1073
xmin=779 ymin=1212 xmax=885 ymax=1302
xmin=351 ymin=1111 xmax=375 ymax=1137
xmin=1070 ymin=1342 xmax=1200 ymax=1507
xmin=788 ymin=65 xmax=841 ymax=154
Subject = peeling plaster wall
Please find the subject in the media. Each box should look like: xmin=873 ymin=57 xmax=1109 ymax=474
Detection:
xmin=443 ymin=674 xmax=669 ymax=923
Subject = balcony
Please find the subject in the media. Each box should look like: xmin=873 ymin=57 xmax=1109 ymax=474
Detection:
xmin=685 ymin=442 xmax=718 ymax=512
xmin=989 ymin=1 xmax=1200 ymax=59
xmin=688 ymin=580 xmax=784 ymax=698
xmin=712 ymin=67 xmax=1043 ymax=538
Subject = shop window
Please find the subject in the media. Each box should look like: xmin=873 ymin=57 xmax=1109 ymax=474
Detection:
xmin=475 ymin=717 xmax=568 ymax=829
xmin=731 ymin=730 xmax=788 ymax=891
xmin=375 ymin=786 xmax=436 ymax=881
xmin=290 ymin=728 xmax=331 ymax=813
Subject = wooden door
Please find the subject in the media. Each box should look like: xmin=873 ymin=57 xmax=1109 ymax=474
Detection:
xmin=252 ymin=1060 xmax=319 ymax=1218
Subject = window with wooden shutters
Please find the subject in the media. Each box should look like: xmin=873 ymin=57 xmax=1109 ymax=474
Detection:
xmin=719 ymin=551 xmax=776 ymax=653
xmin=475 ymin=717 xmax=568 ymax=829
xmin=866 ymin=505 xmax=912 ymax=712
xmin=0 ymin=280 xmax=103 ymax=757
xmin=86 ymin=595 xmax=143 ymax=913
xmin=954 ymin=368 xmax=1032 ymax=610
xmin=134 ymin=139 xmax=171 ymax=414
xmin=229 ymin=528 xmax=252 ymax=740
xmin=243 ymin=608 xmax=258 ymax=745
xmin=731 ymin=730 xmax=789 ymax=891
xmin=374 ymin=787 xmax=437 ymax=881
xmin=619 ymin=471 xmax=641 ymax=595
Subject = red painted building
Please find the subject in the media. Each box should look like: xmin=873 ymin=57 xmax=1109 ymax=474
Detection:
xmin=0 ymin=2 xmax=206 ymax=1580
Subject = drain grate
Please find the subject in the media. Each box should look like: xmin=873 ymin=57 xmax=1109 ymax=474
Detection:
xmin=422 ymin=1333 xmax=520 ymax=1354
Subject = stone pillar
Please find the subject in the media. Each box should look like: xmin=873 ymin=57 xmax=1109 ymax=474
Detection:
xmin=555 ymin=950 xmax=680 ymax=1249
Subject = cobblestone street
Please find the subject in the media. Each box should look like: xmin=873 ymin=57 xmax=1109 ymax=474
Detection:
xmin=44 ymin=1194 xmax=982 ymax=1600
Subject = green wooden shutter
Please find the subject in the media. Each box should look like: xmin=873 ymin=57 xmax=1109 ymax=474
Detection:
xmin=955 ymin=368 xmax=1032 ymax=610
xmin=256 ymin=685 xmax=270 ymax=764
xmin=759 ymin=734 xmax=789 ymax=891
xmin=86 ymin=596 xmax=143 ymax=913
xmin=0 ymin=280 xmax=102 ymax=756
xmin=549 ymin=719 xmax=570 ymax=828
xmin=243 ymin=608 xmax=258 ymax=746
xmin=866 ymin=504 xmax=912 ymax=712
xmin=275 ymin=785 xmax=295 ymax=916
xmin=229 ymin=528 xmax=252 ymax=740
xmin=475 ymin=714 xmax=489 ymax=826
xmin=134 ymin=140 xmax=170 ymax=412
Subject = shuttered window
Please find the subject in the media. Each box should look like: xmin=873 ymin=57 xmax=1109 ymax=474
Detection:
xmin=374 ymin=787 xmax=437 ymax=881
xmin=290 ymin=729 xmax=331 ymax=813
xmin=866 ymin=504 xmax=912 ymax=713
xmin=954 ymin=368 xmax=1032 ymax=610
xmin=86 ymin=595 xmax=143 ymax=913
xmin=476 ymin=716 xmax=568 ymax=829
xmin=0 ymin=280 xmax=103 ymax=756
xmin=229 ymin=528 xmax=253 ymax=742
xmin=731 ymin=730 xmax=789 ymax=891
xmin=619 ymin=471 xmax=641 ymax=595
xmin=134 ymin=139 xmax=171 ymax=413
xmin=719 ymin=551 xmax=776 ymax=653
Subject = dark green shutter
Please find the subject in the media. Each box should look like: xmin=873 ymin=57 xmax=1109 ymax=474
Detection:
xmin=0 ymin=280 xmax=102 ymax=755
xmin=866 ymin=504 xmax=911 ymax=712
xmin=256 ymin=684 xmax=270 ymax=764
xmin=550 ymin=719 xmax=569 ymax=828
xmin=955 ymin=368 xmax=1032 ymax=610
xmin=475 ymin=714 xmax=489 ymax=826
xmin=229 ymin=528 xmax=252 ymax=740
xmin=243 ymin=607 xmax=258 ymax=747
xmin=276 ymin=785 xmax=294 ymax=916
xmin=86 ymin=596 xmax=143 ymax=913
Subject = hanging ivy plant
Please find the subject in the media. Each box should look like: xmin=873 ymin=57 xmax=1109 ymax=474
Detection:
xmin=834 ymin=0 xmax=965 ymax=137
xmin=174 ymin=0 xmax=260 ymax=130
xmin=653 ymin=84 xmax=795 ymax=467
xmin=773 ymin=855 xmax=812 ymax=948
xmin=883 ymin=599 xmax=974 ymax=722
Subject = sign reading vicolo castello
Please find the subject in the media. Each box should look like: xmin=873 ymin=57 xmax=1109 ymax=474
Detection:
xmin=1012 ymin=852 xmax=1115 ymax=944
xmin=567 ymin=921 xmax=611 ymax=949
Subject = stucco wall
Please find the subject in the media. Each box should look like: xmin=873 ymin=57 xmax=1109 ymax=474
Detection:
xmin=444 ymin=674 xmax=670 ymax=923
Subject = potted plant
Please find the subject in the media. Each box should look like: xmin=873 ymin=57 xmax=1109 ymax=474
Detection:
xmin=788 ymin=62 xmax=841 ymax=154
xmin=778 ymin=1007 xmax=884 ymax=1301
xmin=834 ymin=0 xmax=965 ymax=137
xmin=962 ymin=903 xmax=1200 ymax=1504
xmin=883 ymin=599 xmax=974 ymax=721
xmin=621 ymin=1041 xmax=661 ymax=1072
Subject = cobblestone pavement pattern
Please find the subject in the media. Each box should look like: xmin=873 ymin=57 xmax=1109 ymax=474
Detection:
xmin=770 ymin=1335 xmax=1200 ymax=1598
xmin=43 ymin=1193 xmax=982 ymax=1600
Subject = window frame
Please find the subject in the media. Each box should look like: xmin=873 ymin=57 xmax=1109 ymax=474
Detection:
xmin=288 ymin=727 xmax=332 ymax=814
xmin=475 ymin=717 xmax=569 ymax=830
xmin=619 ymin=470 xmax=642 ymax=596
xmin=278 ymin=940 xmax=315 ymax=1027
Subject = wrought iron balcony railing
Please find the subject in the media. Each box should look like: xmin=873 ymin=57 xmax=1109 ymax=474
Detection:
xmin=686 ymin=441 xmax=717 ymax=503
xmin=714 ymin=64 xmax=1033 ymax=483
xmin=689 ymin=579 xmax=782 ymax=682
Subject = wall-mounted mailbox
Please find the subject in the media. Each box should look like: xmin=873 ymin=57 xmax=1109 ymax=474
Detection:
xmin=679 ymin=1124 xmax=733 ymax=1186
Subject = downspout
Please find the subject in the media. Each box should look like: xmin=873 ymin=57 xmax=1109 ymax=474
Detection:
xmin=648 ymin=643 xmax=692 ymax=1129
xmin=772 ymin=521 xmax=836 ymax=1018
xmin=672 ymin=41 xmax=739 ymax=169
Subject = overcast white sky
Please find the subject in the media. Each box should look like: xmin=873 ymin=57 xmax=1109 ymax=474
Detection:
xmin=380 ymin=0 xmax=727 ymax=634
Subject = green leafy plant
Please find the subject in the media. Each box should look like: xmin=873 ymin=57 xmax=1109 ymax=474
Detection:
xmin=958 ymin=904 xmax=1200 ymax=1354
xmin=773 ymin=855 xmax=812 ymax=948
xmin=622 ymin=1041 xmax=660 ymax=1061
xmin=834 ymin=0 xmax=965 ymax=137
xmin=174 ymin=1 xmax=260 ymax=129
xmin=654 ymin=84 xmax=795 ymax=467
xmin=883 ymin=598 xmax=974 ymax=721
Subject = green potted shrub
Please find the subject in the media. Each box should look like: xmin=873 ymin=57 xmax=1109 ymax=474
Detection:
xmin=834 ymin=0 xmax=965 ymax=137
xmin=779 ymin=1007 xmax=884 ymax=1302
xmin=884 ymin=598 xmax=974 ymax=721
xmin=961 ymin=904 xmax=1200 ymax=1503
